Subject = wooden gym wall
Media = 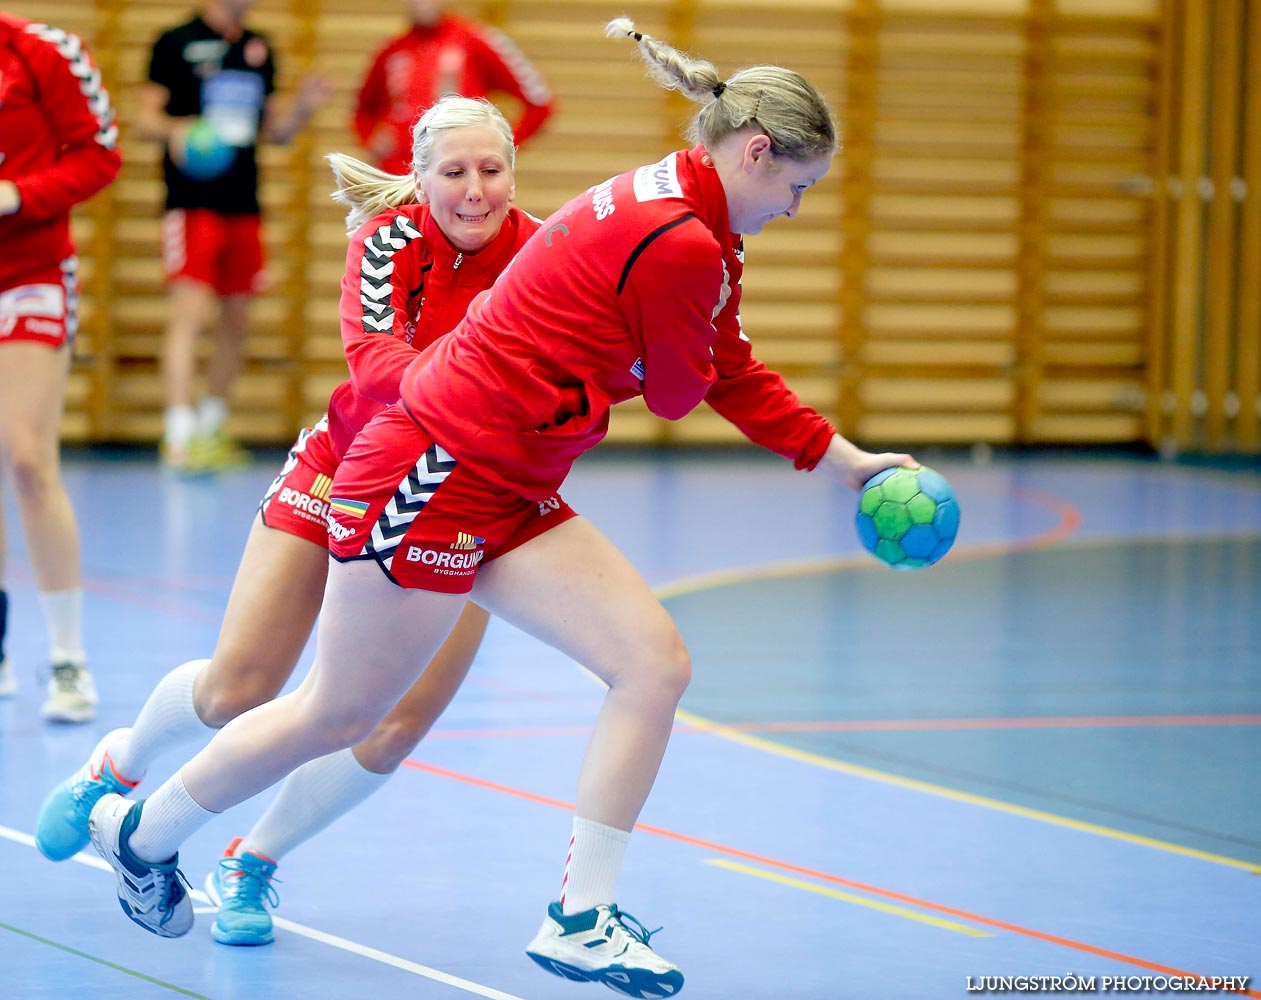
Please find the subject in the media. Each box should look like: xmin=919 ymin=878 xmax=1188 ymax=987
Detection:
xmin=15 ymin=1 xmax=1254 ymax=455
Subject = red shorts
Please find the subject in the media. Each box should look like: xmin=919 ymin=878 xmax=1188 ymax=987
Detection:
xmin=161 ymin=209 xmax=266 ymax=296
xmin=0 ymin=257 xmax=79 ymax=348
xmin=258 ymin=415 xmax=341 ymax=547
xmin=327 ymin=405 xmax=577 ymax=593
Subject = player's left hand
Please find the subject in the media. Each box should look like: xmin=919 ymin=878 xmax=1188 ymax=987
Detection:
xmin=819 ymin=433 xmax=919 ymax=491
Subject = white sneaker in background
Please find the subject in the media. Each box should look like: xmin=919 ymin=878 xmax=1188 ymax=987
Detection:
xmin=41 ymin=661 xmax=98 ymax=723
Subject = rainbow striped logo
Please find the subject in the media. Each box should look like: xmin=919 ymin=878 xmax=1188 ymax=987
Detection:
xmin=451 ymin=531 xmax=485 ymax=551
xmin=329 ymin=497 xmax=370 ymax=518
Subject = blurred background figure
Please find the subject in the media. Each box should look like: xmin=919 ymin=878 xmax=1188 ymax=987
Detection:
xmin=136 ymin=0 xmax=331 ymax=473
xmin=0 ymin=12 xmax=121 ymax=721
xmin=354 ymin=0 xmax=553 ymax=173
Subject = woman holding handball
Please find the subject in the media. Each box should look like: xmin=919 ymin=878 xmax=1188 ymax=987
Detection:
xmin=80 ymin=18 xmax=918 ymax=998
xmin=38 ymin=95 xmax=536 ymax=945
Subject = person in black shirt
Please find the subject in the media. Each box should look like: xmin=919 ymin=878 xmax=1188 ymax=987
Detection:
xmin=136 ymin=0 xmax=330 ymax=472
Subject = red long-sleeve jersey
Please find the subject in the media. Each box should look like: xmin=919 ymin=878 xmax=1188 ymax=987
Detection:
xmin=331 ymin=201 xmax=539 ymax=457
xmin=353 ymin=15 xmax=553 ymax=174
xmin=0 ymin=15 xmax=121 ymax=286
xmin=401 ymin=145 xmax=837 ymax=501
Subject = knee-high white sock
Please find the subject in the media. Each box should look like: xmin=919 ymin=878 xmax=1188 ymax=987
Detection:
xmin=241 ymin=747 xmax=390 ymax=862
xmin=38 ymin=588 xmax=84 ymax=665
xmin=560 ymin=816 xmax=630 ymax=914
xmin=109 ymin=659 xmax=211 ymax=784
xmin=128 ymin=771 xmax=217 ymax=864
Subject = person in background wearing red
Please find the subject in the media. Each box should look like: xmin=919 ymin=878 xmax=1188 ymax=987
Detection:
xmin=0 ymin=13 xmax=121 ymax=722
xmin=354 ymin=0 xmax=553 ymax=174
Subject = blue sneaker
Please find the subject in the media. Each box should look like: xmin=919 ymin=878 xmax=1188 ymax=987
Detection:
xmin=88 ymin=794 xmax=193 ymax=938
xmin=204 ymin=838 xmax=279 ymax=945
xmin=525 ymin=901 xmax=684 ymax=998
xmin=36 ymin=728 xmax=137 ymax=861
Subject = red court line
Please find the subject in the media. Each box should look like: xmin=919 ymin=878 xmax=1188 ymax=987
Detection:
xmin=402 ymin=759 xmax=1260 ymax=996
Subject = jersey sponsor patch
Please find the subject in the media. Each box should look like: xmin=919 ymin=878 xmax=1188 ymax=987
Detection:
xmin=633 ymin=153 xmax=682 ymax=202
xmin=0 ymin=283 xmax=65 ymax=321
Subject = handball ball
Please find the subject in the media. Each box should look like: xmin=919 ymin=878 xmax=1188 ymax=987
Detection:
xmin=855 ymin=465 xmax=960 ymax=570
xmin=179 ymin=120 xmax=235 ymax=180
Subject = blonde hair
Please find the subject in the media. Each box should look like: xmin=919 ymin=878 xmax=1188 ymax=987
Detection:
xmin=604 ymin=17 xmax=837 ymax=160
xmin=328 ymin=95 xmax=517 ymax=232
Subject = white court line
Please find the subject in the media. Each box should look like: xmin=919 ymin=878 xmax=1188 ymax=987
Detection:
xmin=0 ymin=825 xmax=526 ymax=1000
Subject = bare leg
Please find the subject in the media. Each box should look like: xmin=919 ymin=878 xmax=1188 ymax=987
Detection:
xmin=204 ymin=292 xmax=250 ymax=402
xmin=161 ymin=280 xmax=217 ymax=411
xmin=472 ymin=517 xmax=690 ymax=832
xmin=179 ymin=558 xmax=465 ymax=813
xmin=194 ymin=515 xmax=328 ymax=725
xmin=237 ymin=602 xmax=489 ymax=862
xmin=0 ymin=344 xmax=80 ymax=593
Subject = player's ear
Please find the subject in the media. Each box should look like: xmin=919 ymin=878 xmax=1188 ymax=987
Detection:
xmin=414 ymin=175 xmax=430 ymax=205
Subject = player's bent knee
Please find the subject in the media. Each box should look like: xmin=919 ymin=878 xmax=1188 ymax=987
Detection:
xmin=6 ymin=447 xmax=57 ymax=504
xmin=194 ymin=675 xmax=279 ymax=728
xmin=353 ymin=718 xmax=421 ymax=773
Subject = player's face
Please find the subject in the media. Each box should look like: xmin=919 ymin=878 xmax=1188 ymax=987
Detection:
xmin=727 ymin=147 xmax=832 ymax=236
xmin=418 ymin=125 xmax=516 ymax=253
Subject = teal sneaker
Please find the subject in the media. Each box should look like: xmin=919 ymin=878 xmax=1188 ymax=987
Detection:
xmin=204 ymin=838 xmax=279 ymax=945
xmin=36 ymin=728 xmax=137 ymax=861
xmin=525 ymin=901 xmax=684 ymax=998
xmin=88 ymin=794 xmax=193 ymax=938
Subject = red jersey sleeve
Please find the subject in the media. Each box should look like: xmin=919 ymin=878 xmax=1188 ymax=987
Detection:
xmin=465 ymin=25 xmax=554 ymax=148
xmin=704 ymin=303 xmax=837 ymax=470
xmin=339 ymin=212 xmax=428 ymax=404
xmin=618 ymin=216 xmax=724 ymax=421
xmin=13 ymin=24 xmax=120 ymax=221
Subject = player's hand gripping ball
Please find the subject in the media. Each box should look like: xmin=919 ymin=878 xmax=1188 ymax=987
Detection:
xmin=177 ymin=119 xmax=235 ymax=180
xmin=855 ymin=466 xmax=959 ymax=569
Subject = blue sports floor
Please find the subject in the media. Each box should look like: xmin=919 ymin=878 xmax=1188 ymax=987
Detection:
xmin=1 ymin=446 xmax=1258 ymax=999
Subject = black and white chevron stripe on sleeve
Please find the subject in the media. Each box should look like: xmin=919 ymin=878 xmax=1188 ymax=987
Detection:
xmin=359 ymin=216 xmax=424 ymax=335
xmin=25 ymin=23 xmax=118 ymax=150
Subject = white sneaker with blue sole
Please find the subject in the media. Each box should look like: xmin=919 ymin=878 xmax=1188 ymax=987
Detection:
xmin=88 ymin=794 xmax=193 ymax=938
xmin=525 ymin=901 xmax=684 ymax=998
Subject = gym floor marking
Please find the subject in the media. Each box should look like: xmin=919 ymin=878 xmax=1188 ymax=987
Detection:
xmin=704 ymin=860 xmax=993 ymax=937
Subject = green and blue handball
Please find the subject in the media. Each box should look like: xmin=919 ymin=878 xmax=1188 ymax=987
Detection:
xmin=855 ymin=466 xmax=960 ymax=569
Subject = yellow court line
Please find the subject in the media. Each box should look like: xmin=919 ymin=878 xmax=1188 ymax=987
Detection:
xmin=706 ymin=859 xmax=992 ymax=937
xmin=676 ymin=709 xmax=1261 ymax=874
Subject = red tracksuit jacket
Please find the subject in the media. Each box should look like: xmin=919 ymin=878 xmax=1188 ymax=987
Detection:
xmin=0 ymin=14 xmax=121 ymax=287
xmin=353 ymin=15 xmax=554 ymax=175
xmin=398 ymin=145 xmax=837 ymax=501
xmin=332 ymin=201 xmax=539 ymax=457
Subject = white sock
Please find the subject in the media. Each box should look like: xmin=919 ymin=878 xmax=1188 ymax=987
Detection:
xmin=164 ymin=405 xmax=198 ymax=449
xmin=242 ymin=747 xmax=390 ymax=862
xmin=197 ymin=396 xmax=229 ymax=436
xmin=128 ymin=770 xmax=216 ymax=864
xmin=560 ymin=816 xmax=630 ymax=914
xmin=38 ymin=589 xmax=84 ymax=665
xmin=110 ymin=659 xmax=211 ymax=783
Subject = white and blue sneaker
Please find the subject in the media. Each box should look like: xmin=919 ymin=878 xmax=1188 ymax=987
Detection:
xmin=88 ymin=794 xmax=193 ymax=938
xmin=525 ymin=901 xmax=684 ymax=998
xmin=36 ymin=728 xmax=137 ymax=861
xmin=203 ymin=837 xmax=279 ymax=945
